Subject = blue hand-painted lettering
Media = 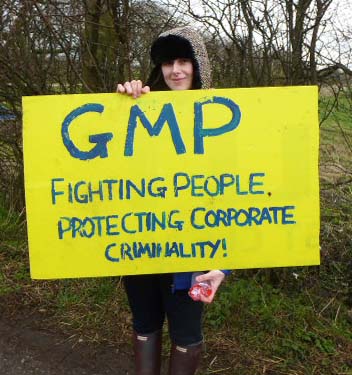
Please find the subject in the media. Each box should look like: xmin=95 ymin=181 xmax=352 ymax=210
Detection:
xmin=194 ymin=96 xmax=241 ymax=154
xmin=61 ymin=103 xmax=113 ymax=160
xmin=125 ymin=103 xmax=186 ymax=156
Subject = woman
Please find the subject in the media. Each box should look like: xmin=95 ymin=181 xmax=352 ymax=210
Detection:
xmin=117 ymin=26 xmax=230 ymax=375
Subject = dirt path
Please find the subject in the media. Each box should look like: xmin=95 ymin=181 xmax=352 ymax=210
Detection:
xmin=0 ymin=310 xmax=134 ymax=375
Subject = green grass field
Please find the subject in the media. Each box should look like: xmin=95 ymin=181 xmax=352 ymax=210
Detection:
xmin=0 ymin=93 xmax=351 ymax=374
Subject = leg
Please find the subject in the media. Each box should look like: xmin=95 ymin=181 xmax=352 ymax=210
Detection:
xmin=132 ymin=330 xmax=162 ymax=375
xmin=168 ymin=342 xmax=202 ymax=375
xmin=160 ymin=276 xmax=204 ymax=375
xmin=124 ymin=274 xmax=165 ymax=375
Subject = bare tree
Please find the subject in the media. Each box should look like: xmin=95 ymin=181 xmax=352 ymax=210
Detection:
xmin=0 ymin=0 xmax=181 ymax=210
xmin=170 ymin=0 xmax=335 ymax=87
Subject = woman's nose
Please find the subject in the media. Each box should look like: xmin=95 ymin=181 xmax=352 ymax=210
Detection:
xmin=171 ymin=61 xmax=181 ymax=73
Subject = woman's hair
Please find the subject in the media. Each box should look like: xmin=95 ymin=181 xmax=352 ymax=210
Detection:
xmin=146 ymin=27 xmax=211 ymax=91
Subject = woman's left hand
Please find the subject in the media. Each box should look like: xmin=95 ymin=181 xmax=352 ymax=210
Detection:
xmin=195 ymin=270 xmax=225 ymax=304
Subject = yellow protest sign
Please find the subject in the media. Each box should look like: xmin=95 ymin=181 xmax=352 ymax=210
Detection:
xmin=23 ymin=87 xmax=320 ymax=279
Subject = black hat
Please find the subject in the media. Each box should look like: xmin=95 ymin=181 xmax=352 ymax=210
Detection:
xmin=150 ymin=34 xmax=194 ymax=65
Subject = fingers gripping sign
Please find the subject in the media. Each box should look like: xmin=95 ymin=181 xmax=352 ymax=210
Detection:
xmin=116 ymin=80 xmax=150 ymax=99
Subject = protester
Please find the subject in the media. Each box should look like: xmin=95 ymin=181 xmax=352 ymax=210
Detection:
xmin=117 ymin=26 xmax=230 ymax=375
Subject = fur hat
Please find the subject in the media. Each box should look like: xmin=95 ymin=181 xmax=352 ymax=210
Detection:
xmin=150 ymin=34 xmax=194 ymax=65
xmin=146 ymin=27 xmax=212 ymax=91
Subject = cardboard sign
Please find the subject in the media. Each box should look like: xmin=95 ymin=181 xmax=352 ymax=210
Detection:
xmin=23 ymin=87 xmax=320 ymax=279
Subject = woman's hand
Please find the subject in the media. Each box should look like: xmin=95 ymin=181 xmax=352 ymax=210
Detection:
xmin=116 ymin=80 xmax=150 ymax=99
xmin=195 ymin=270 xmax=225 ymax=304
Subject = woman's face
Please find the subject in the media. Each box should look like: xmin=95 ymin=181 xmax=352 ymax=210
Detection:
xmin=161 ymin=58 xmax=193 ymax=90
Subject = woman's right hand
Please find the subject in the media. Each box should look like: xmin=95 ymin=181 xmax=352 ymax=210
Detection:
xmin=116 ymin=80 xmax=150 ymax=99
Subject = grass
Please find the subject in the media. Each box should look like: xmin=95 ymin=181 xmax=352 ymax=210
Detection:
xmin=1 ymin=92 xmax=352 ymax=374
xmin=203 ymin=277 xmax=352 ymax=374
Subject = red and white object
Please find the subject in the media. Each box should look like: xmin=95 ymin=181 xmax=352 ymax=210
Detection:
xmin=188 ymin=272 xmax=212 ymax=301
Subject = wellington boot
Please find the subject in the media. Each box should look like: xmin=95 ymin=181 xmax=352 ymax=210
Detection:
xmin=133 ymin=330 xmax=162 ymax=375
xmin=168 ymin=342 xmax=202 ymax=375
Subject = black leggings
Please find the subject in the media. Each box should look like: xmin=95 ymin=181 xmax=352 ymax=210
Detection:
xmin=123 ymin=273 xmax=203 ymax=346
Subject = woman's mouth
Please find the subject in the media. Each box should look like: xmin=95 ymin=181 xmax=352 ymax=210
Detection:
xmin=172 ymin=77 xmax=186 ymax=82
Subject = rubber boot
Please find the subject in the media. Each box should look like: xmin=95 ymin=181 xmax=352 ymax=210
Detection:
xmin=168 ymin=342 xmax=202 ymax=375
xmin=133 ymin=330 xmax=162 ymax=375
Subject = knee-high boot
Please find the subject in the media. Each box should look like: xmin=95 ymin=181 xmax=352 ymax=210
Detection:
xmin=168 ymin=342 xmax=202 ymax=375
xmin=133 ymin=330 xmax=162 ymax=375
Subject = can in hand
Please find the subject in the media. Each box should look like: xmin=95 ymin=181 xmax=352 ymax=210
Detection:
xmin=188 ymin=272 xmax=212 ymax=301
